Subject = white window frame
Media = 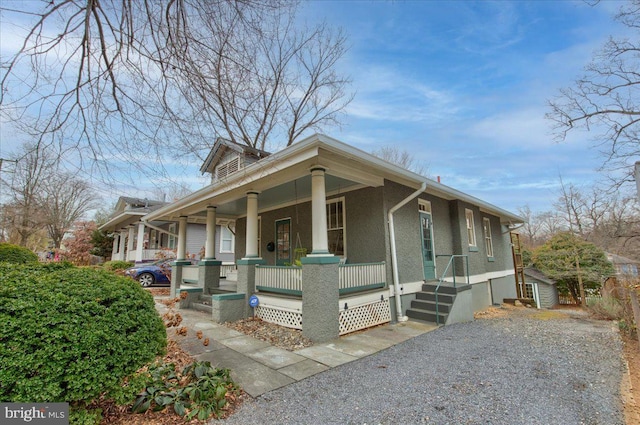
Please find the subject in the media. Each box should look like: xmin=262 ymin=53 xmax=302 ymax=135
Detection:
xmin=465 ymin=209 xmax=477 ymax=247
xmin=418 ymin=199 xmax=432 ymax=213
xmin=483 ymin=217 xmax=494 ymax=258
xmin=219 ymin=225 xmax=235 ymax=253
xmin=168 ymin=223 xmax=176 ymax=250
xmin=326 ymin=197 xmax=346 ymax=258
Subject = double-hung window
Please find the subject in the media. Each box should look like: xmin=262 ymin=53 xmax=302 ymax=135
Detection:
xmin=326 ymin=198 xmax=345 ymax=257
xmin=465 ymin=209 xmax=477 ymax=247
xmin=220 ymin=226 xmax=235 ymax=253
xmin=168 ymin=224 xmax=176 ymax=250
xmin=483 ymin=217 xmax=494 ymax=258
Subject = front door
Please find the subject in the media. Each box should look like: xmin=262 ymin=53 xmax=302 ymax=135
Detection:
xmin=420 ymin=211 xmax=436 ymax=280
xmin=275 ymin=218 xmax=291 ymax=266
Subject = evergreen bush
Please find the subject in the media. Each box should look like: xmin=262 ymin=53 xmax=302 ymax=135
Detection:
xmin=0 ymin=263 xmax=166 ymax=406
xmin=0 ymin=243 xmax=38 ymax=264
xmin=103 ymin=260 xmax=133 ymax=272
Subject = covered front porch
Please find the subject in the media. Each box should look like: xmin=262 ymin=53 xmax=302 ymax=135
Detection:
xmin=143 ymin=136 xmax=406 ymax=342
xmin=175 ymin=261 xmax=391 ymax=337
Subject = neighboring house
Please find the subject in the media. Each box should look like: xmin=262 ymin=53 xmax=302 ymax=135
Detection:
xmin=523 ymin=267 xmax=559 ymax=309
xmin=606 ymin=253 xmax=639 ymax=277
xmin=100 ymin=196 xmax=235 ymax=264
xmin=143 ymin=134 xmax=525 ymax=342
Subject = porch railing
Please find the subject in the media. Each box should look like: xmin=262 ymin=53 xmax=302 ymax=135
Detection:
xmin=339 ymin=262 xmax=386 ymax=295
xmin=255 ymin=262 xmax=387 ymax=297
xmin=256 ymin=266 xmax=302 ymax=296
xmin=127 ymin=249 xmax=169 ymax=262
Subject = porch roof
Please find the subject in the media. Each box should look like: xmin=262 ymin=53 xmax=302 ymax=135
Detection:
xmin=144 ymin=134 xmax=525 ymax=225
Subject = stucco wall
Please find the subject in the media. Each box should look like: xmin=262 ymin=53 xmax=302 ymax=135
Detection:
xmin=490 ymin=274 xmax=517 ymax=304
xmin=338 ymin=187 xmax=386 ymax=264
xmin=235 ymin=202 xmax=313 ymax=265
xmin=383 ymin=180 xmax=423 ymax=284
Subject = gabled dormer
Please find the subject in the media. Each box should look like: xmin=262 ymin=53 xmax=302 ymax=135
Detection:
xmin=200 ymin=138 xmax=271 ymax=184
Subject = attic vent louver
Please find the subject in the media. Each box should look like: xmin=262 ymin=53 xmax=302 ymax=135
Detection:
xmin=216 ymin=156 xmax=241 ymax=180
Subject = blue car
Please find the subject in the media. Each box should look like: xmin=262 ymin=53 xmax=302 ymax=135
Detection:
xmin=124 ymin=259 xmax=173 ymax=287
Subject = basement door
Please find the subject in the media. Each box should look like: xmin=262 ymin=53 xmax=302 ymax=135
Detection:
xmin=420 ymin=211 xmax=436 ymax=280
xmin=275 ymin=218 xmax=291 ymax=266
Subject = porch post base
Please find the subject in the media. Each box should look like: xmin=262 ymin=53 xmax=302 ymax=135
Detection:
xmin=170 ymin=260 xmax=192 ymax=299
xmin=199 ymin=259 xmax=222 ymax=294
xmin=236 ymin=259 xmax=266 ymax=318
xmin=302 ymin=260 xmax=340 ymax=342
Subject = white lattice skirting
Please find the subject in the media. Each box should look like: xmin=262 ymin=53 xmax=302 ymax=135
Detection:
xmin=256 ymin=299 xmax=392 ymax=336
xmin=339 ymin=299 xmax=391 ymax=335
xmin=255 ymin=305 xmax=303 ymax=330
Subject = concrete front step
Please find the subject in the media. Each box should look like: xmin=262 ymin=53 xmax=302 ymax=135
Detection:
xmin=406 ymin=308 xmax=447 ymax=325
xmin=410 ymin=299 xmax=452 ymax=313
xmin=415 ymin=291 xmax=455 ymax=304
xmin=191 ymin=302 xmax=213 ymax=314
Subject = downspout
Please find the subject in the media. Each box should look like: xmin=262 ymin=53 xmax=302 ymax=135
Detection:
xmin=388 ymin=181 xmax=428 ymax=322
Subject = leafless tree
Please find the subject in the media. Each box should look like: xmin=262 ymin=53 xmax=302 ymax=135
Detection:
xmin=371 ymin=146 xmax=430 ymax=177
xmin=40 ymin=172 xmax=98 ymax=248
xmin=0 ymin=1 xmax=352 ymax=183
xmin=547 ymin=1 xmax=640 ymax=188
xmin=2 ymin=141 xmax=97 ymax=249
xmin=3 ymin=143 xmax=55 ymax=247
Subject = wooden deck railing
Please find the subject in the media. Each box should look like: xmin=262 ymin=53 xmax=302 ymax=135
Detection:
xmin=255 ymin=262 xmax=386 ymax=297
xmin=338 ymin=262 xmax=386 ymax=295
xmin=255 ymin=266 xmax=302 ymax=296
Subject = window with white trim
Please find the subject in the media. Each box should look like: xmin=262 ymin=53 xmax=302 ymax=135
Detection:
xmin=418 ymin=199 xmax=431 ymax=213
xmin=220 ymin=226 xmax=235 ymax=253
xmin=215 ymin=155 xmax=241 ymax=180
xmin=465 ymin=209 xmax=477 ymax=247
xmin=168 ymin=224 xmax=176 ymax=250
xmin=483 ymin=217 xmax=494 ymax=258
xmin=326 ymin=198 xmax=346 ymax=257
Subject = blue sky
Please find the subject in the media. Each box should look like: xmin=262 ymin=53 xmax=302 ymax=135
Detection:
xmin=296 ymin=0 xmax=632 ymax=213
xmin=0 ymin=1 xmax=632 ymax=215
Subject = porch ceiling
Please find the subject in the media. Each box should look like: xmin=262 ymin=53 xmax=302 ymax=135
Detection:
xmin=184 ymin=173 xmax=362 ymax=222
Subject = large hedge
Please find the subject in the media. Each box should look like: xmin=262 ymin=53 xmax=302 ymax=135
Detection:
xmin=0 ymin=263 xmax=166 ymax=404
xmin=0 ymin=243 xmax=38 ymax=264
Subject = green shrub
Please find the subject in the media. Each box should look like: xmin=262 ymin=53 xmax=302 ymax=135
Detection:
xmin=0 ymin=263 xmax=166 ymax=406
xmin=0 ymin=243 xmax=38 ymax=264
xmin=102 ymin=260 xmax=133 ymax=272
xmin=132 ymin=361 xmax=236 ymax=421
xmin=587 ymin=296 xmax=624 ymax=320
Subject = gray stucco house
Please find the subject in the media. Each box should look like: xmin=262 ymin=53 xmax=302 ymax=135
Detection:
xmin=143 ymin=134 xmax=525 ymax=342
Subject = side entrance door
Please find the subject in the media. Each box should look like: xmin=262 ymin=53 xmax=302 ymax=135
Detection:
xmin=420 ymin=211 xmax=436 ymax=280
xmin=275 ymin=218 xmax=291 ymax=266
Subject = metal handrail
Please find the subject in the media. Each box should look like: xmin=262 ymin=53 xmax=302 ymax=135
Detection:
xmin=433 ymin=255 xmax=470 ymax=325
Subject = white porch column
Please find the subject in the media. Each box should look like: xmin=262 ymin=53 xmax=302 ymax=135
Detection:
xmin=126 ymin=226 xmax=135 ymax=261
xmin=111 ymin=234 xmax=119 ymax=261
xmin=177 ymin=216 xmax=188 ymax=261
xmin=205 ymin=206 xmax=217 ymax=260
xmin=244 ymin=191 xmax=260 ymax=259
xmin=135 ymin=222 xmax=146 ymax=263
xmin=310 ymin=167 xmax=330 ymax=256
xmin=118 ymin=230 xmax=127 ymax=261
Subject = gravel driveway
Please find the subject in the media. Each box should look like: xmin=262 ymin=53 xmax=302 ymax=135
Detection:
xmin=220 ymin=308 xmax=625 ymax=425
